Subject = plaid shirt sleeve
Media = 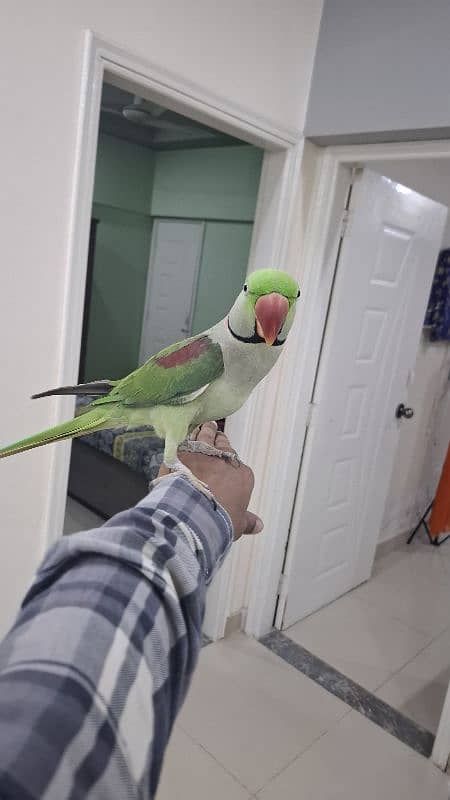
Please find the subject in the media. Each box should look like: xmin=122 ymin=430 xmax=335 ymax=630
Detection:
xmin=0 ymin=475 xmax=233 ymax=800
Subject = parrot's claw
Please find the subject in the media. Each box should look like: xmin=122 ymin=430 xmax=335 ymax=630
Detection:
xmin=178 ymin=439 xmax=241 ymax=466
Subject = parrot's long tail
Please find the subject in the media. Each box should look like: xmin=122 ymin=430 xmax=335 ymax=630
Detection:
xmin=31 ymin=380 xmax=115 ymax=400
xmin=0 ymin=408 xmax=111 ymax=460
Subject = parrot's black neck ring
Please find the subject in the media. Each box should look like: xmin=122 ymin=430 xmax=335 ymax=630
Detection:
xmin=227 ymin=319 xmax=285 ymax=347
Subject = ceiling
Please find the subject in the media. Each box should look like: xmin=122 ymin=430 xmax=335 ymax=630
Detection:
xmin=100 ymin=84 xmax=243 ymax=151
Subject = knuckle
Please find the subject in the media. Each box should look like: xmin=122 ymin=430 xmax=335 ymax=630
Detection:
xmin=203 ymin=420 xmax=218 ymax=430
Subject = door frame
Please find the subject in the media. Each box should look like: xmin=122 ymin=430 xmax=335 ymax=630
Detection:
xmin=41 ymin=30 xmax=305 ymax=640
xmin=139 ymin=219 xmax=205 ymax=364
xmin=245 ymin=138 xmax=450 ymax=639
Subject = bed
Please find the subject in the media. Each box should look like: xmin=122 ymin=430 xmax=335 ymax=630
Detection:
xmin=67 ymin=397 xmax=165 ymax=519
xmin=67 ymin=396 xmax=225 ymax=520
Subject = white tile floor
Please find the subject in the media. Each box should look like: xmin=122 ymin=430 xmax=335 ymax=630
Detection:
xmin=287 ymin=534 xmax=450 ymax=735
xmin=157 ymin=631 xmax=449 ymax=800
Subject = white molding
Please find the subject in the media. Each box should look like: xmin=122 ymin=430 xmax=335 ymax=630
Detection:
xmin=328 ymin=139 xmax=450 ymax=164
xmin=40 ymin=31 xmax=104 ymax=552
xmin=97 ymin=37 xmax=300 ymax=150
xmin=41 ymin=31 xmax=301 ymax=640
xmin=245 ymin=148 xmax=344 ymax=637
xmin=202 ymin=557 xmax=234 ymax=640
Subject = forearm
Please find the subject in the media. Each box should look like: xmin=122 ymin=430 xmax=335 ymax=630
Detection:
xmin=0 ymin=476 xmax=232 ymax=800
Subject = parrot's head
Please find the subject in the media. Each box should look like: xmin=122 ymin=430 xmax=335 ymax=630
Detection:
xmin=228 ymin=269 xmax=300 ymax=346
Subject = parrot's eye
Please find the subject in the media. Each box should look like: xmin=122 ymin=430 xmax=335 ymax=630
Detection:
xmin=243 ymin=283 xmax=248 ymax=293
xmin=297 ymin=289 xmax=301 ymax=298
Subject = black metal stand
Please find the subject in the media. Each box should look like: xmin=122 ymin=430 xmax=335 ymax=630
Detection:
xmin=407 ymin=501 xmax=450 ymax=547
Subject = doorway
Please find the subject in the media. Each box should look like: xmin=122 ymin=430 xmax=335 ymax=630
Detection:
xmin=46 ymin=34 xmax=304 ymax=643
xmin=64 ymin=77 xmax=264 ymax=527
xmin=261 ymin=146 xmax=450 ymax=768
xmin=245 ymin=141 xmax=450 ymax=642
xmin=280 ymin=166 xmax=447 ymax=627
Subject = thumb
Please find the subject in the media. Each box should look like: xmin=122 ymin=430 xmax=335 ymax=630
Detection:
xmin=238 ymin=512 xmax=264 ymax=539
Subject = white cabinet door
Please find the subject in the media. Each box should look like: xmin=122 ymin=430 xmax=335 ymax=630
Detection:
xmin=282 ymin=169 xmax=447 ymax=628
xmin=139 ymin=219 xmax=205 ymax=362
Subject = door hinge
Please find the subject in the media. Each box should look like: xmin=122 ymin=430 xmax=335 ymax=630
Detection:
xmin=340 ymin=208 xmax=351 ymax=238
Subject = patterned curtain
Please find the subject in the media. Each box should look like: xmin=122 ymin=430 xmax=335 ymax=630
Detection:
xmin=424 ymin=249 xmax=450 ymax=341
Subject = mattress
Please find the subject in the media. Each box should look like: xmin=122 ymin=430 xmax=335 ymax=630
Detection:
xmin=76 ymin=396 xmax=164 ymax=482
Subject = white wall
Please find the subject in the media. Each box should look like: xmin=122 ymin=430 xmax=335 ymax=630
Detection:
xmin=0 ymin=0 xmax=323 ymax=635
xmin=374 ymin=159 xmax=450 ymax=543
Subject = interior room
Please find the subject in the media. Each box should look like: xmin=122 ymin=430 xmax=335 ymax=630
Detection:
xmin=64 ymin=82 xmax=263 ymax=530
xmin=3 ymin=2 xmax=450 ymax=799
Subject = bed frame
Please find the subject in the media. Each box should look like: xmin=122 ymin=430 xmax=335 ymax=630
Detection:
xmin=68 ymin=439 xmax=149 ymax=520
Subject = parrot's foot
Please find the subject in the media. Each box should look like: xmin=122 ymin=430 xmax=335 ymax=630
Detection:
xmin=178 ymin=439 xmax=241 ymax=466
xmin=152 ymin=458 xmax=216 ymax=503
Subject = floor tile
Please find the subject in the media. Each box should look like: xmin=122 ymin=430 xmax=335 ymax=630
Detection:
xmin=177 ymin=632 xmax=348 ymax=793
xmin=257 ymin=711 xmax=449 ymax=800
xmin=63 ymin=497 xmax=105 ymax=535
xmin=156 ymin=726 xmax=251 ymax=800
xmin=261 ymin=630 xmax=435 ymax=757
xmin=353 ymin=558 xmax=450 ymax=637
xmin=374 ymin=539 xmax=450 ymax=589
xmin=377 ymin=628 xmax=450 ymax=734
xmin=286 ymin=592 xmax=430 ymax=690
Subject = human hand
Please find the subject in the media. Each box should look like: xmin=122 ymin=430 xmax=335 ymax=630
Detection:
xmin=158 ymin=422 xmax=264 ymax=541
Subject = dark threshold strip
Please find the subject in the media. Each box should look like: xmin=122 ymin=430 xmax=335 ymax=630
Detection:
xmin=260 ymin=630 xmax=435 ymax=759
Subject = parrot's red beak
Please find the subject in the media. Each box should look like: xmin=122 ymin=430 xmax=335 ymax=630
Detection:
xmin=255 ymin=293 xmax=289 ymax=346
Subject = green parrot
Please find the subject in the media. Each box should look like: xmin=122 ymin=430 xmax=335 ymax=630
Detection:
xmin=0 ymin=269 xmax=300 ymax=489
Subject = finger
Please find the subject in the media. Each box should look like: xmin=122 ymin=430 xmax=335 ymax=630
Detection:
xmin=196 ymin=421 xmax=218 ymax=447
xmin=189 ymin=426 xmax=201 ymax=441
xmin=214 ymin=431 xmax=233 ymax=452
xmin=238 ymin=512 xmax=264 ymax=539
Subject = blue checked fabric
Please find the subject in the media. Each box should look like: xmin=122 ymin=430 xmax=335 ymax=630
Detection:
xmin=0 ymin=476 xmax=233 ymax=799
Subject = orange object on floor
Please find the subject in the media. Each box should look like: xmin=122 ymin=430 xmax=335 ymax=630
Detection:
xmin=429 ymin=442 xmax=450 ymax=538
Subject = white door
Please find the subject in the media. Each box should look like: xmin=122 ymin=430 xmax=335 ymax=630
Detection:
xmin=139 ymin=219 xmax=205 ymax=362
xmin=281 ymin=169 xmax=447 ymax=628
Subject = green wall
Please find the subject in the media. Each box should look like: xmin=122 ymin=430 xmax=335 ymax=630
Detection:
xmin=84 ymin=204 xmax=152 ymax=381
xmin=151 ymin=145 xmax=263 ymax=220
xmin=83 ymin=135 xmax=154 ymax=380
xmin=83 ymin=134 xmax=262 ymax=380
xmin=94 ymin=133 xmax=155 ymax=213
xmin=192 ymin=222 xmax=253 ymax=333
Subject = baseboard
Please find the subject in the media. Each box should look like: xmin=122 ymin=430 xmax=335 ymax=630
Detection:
xmin=375 ymin=529 xmax=409 ymax=560
xmin=224 ymin=610 xmax=244 ymax=637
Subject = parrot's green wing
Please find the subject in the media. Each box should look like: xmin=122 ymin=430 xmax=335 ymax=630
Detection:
xmin=93 ymin=334 xmax=224 ymax=409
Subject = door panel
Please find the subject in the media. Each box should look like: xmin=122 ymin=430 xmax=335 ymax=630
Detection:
xmin=282 ymin=169 xmax=447 ymax=628
xmin=139 ymin=219 xmax=204 ymax=362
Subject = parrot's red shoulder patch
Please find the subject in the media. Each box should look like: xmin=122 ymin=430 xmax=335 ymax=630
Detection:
xmin=156 ymin=336 xmax=211 ymax=369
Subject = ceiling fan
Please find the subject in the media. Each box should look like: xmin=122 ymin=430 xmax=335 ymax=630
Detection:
xmin=101 ymin=95 xmax=202 ymax=134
